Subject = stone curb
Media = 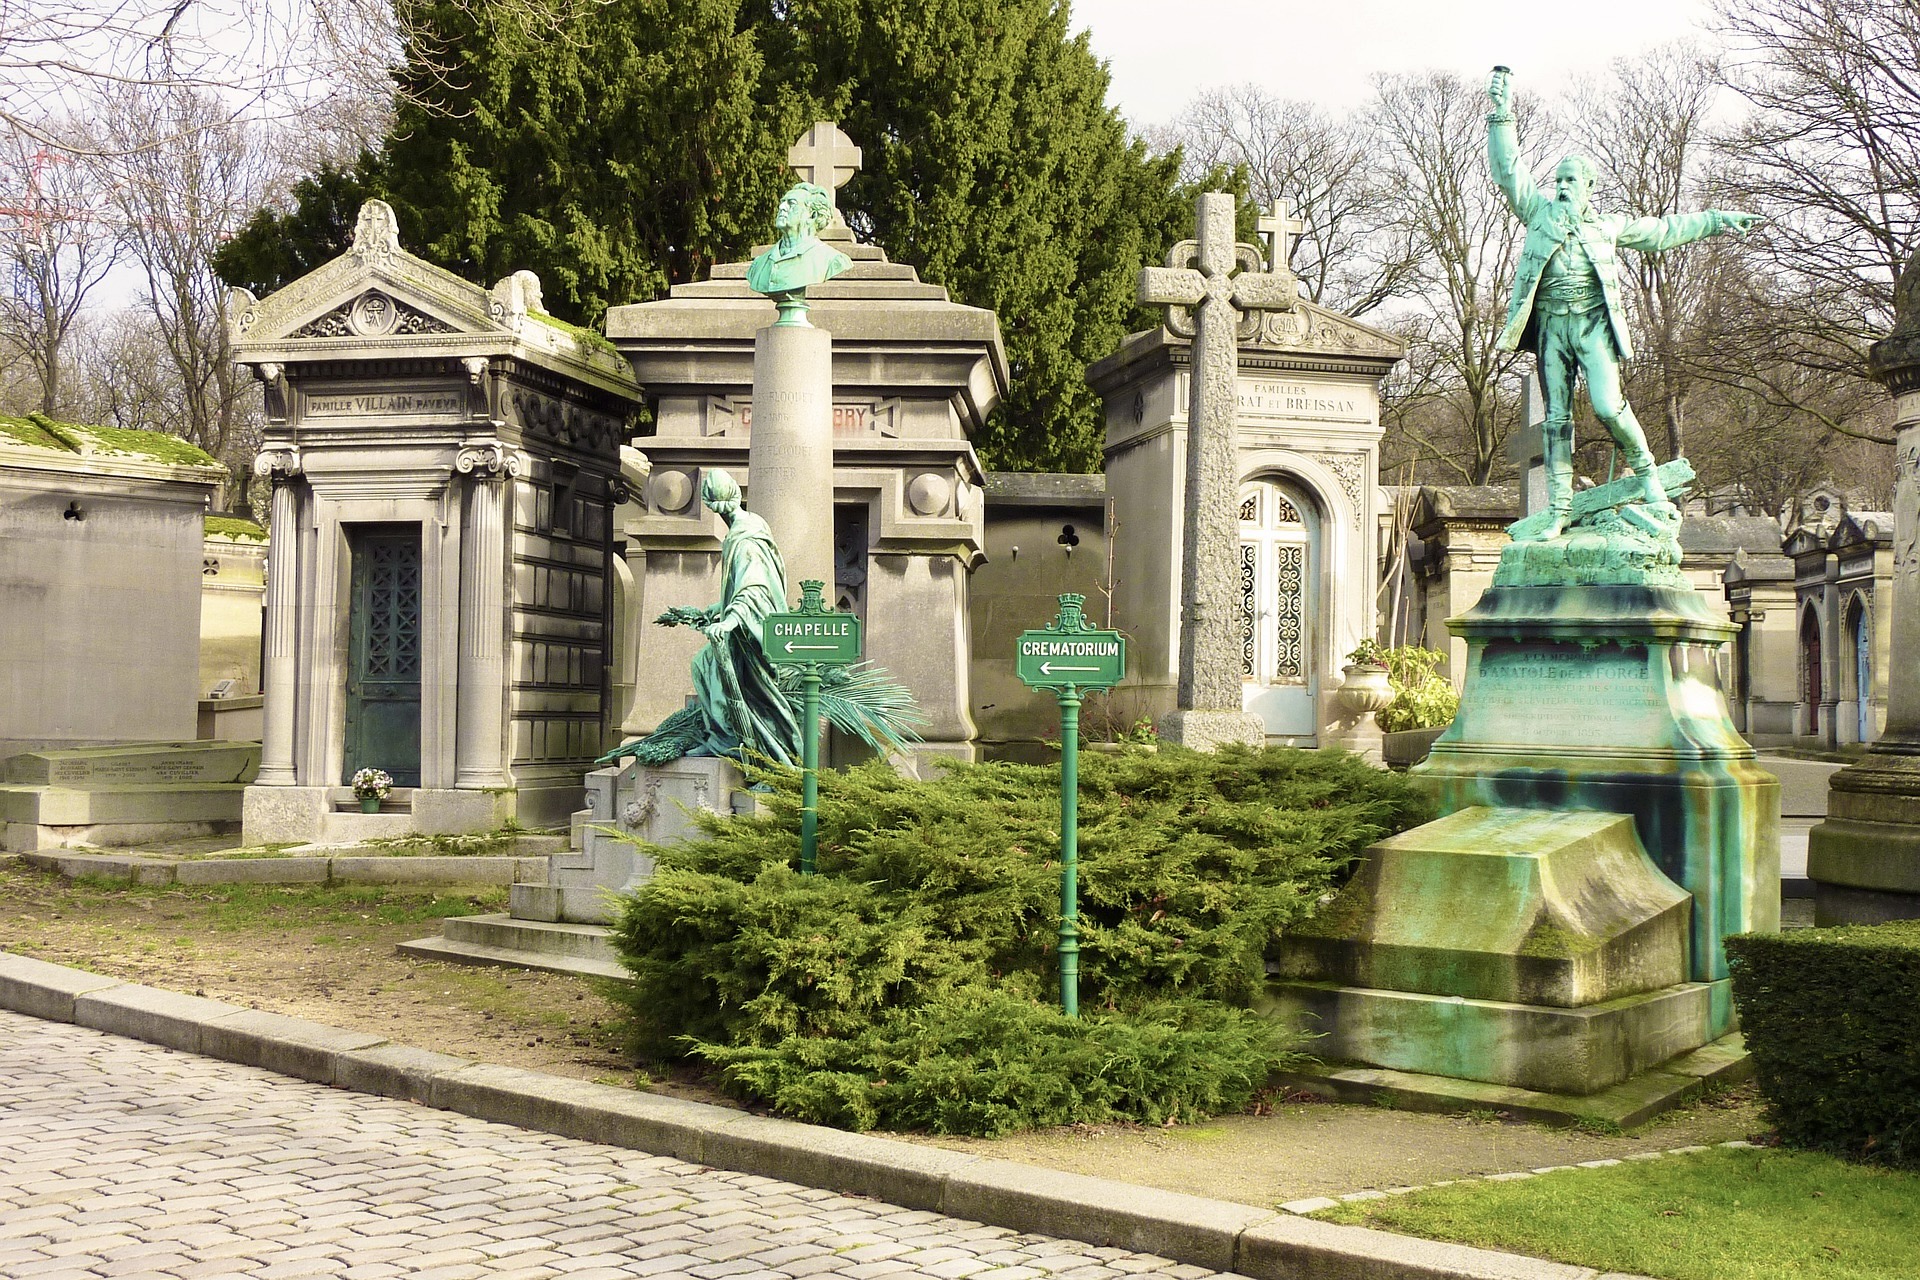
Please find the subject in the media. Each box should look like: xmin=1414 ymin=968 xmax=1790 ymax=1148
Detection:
xmin=0 ymin=949 xmax=1650 ymax=1280
xmin=16 ymin=849 xmax=544 ymax=887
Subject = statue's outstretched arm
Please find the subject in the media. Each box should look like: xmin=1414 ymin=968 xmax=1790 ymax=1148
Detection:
xmin=1616 ymin=209 xmax=1765 ymax=253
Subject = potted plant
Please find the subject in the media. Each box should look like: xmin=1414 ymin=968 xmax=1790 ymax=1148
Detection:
xmin=1337 ymin=639 xmax=1395 ymax=715
xmin=351 ymin=768 xmax=393 ymax=814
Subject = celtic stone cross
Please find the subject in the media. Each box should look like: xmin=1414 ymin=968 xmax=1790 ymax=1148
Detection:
xmin=787 ymin=121 xmax=862 ymax=230
xmin=1139 ymin=191 xmax=1300 ymax=728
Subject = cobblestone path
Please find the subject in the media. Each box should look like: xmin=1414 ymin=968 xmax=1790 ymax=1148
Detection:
xmin=0 ymin=1012 xmax=1236 ymax=1280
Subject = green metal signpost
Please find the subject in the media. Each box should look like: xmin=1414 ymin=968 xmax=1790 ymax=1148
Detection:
xmin=764 ymin=579 xmax=862 ymax=875
xmin=1015 ymin=593 xmax=1126 ymax=1017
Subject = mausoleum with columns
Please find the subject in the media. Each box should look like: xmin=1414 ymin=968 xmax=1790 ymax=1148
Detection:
xmin=229 ymin=202 xmax=641 ymax=843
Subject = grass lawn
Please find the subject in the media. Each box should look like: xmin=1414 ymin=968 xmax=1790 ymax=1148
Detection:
xmin=1316 ymin=1145 xmax=1919 ymax=1280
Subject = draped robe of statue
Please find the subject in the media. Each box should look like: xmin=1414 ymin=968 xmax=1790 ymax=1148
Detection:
xmin=600 ymin=499 xmax=804 ymax=768
xmin=685 ymin=508 xmax=803 ymax=764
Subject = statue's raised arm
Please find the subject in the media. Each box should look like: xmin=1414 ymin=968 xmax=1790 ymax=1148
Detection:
xmin=1484 ymin=65 xmax=1762 ymax=550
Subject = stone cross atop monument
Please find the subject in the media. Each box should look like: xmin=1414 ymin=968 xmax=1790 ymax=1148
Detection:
xmin=1138 ymin=190 xmax=1301 ymax=748
xmin=1258 ymin=199 xmax=1306 ymax=274
xmin=788 ymin=121 xmax=862 ymax=231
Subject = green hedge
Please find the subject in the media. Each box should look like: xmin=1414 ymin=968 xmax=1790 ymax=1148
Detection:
xmin=608 ymin=745 xmax=1429 ymax=1134
xmin=1728 ymin=922 xmax=1920 ymax=1168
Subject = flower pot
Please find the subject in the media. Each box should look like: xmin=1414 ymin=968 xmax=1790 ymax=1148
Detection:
xmin=1336 ymin=663 xmax=1395 ymax=716
xmin=358 ymin=795 xmax=382 ymax=814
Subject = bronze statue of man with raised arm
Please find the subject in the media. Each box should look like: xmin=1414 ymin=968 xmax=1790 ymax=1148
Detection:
xmin=1487 ymin=66 xmax=1760 ymax=541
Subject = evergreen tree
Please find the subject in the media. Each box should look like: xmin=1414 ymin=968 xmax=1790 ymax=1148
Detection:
xmin=216 ymin=0 xmax=1191 ymax=472
xmin=760 ymin=0 xmax=1189 ymax=471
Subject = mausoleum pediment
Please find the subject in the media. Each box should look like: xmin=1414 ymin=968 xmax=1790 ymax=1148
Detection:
xmin=227 ymin=201 xmax=636 ymax=397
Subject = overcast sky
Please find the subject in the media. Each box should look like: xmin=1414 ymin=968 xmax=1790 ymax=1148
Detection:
xmin=1073 ymin=0 xmax=1718 ymax=125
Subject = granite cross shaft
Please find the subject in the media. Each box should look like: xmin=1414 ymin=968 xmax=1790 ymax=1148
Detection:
xmin=788 ymin=121 xmax=862 ymax=230
xmin=1139 ymin=190 xmax=1299 ymax=734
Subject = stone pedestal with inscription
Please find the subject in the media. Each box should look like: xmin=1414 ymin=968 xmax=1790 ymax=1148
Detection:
xmin=509 ymin=755 xmax=750 ymax=925
xmin=1414 ymin=584 xmax=1780 ymax=1001
xmin=1268 ymin=579 xmax=1779 ymax=1106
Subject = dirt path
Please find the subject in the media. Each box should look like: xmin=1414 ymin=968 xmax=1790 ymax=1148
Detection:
xmin=0 ymin=860 xmax=1768 ymax=1208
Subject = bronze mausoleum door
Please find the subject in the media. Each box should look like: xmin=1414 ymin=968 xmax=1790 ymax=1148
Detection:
xmin=344 ymin=523 xmax=423 ymax=787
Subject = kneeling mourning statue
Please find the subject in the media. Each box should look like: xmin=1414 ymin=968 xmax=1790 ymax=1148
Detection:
xmin=601 ymin=470 xmax=921 ymax=769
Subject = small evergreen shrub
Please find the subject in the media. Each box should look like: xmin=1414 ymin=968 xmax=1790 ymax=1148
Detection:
xmin=1728 ymin=922 xmax=1920 ymax=1168
xmin=607 ymin=746 xmax=1429 ymax=1134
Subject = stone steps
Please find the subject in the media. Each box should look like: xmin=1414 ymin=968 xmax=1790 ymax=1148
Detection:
xmin=397 ymin=912 xmax=627 ymax=981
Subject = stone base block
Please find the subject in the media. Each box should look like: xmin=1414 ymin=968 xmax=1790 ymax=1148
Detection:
xmin=410 ymin=788 xmax=516 ymax=836
xmin=1262 ymin=977 xmax=1730 ymax=1095
xmin=242 ymin=785 xmax=331 ymax=844
xmin=4 ymin=820 xmax=235 ymax=854
xmin=519 ymin=756 xmax=747 ymax=925
xmin=508 ymin=883 xmax=629 ymax=925
xmin=0 ymin=783 xmax=247 ymax=826
xmin=398 ymin=913 xmax=625 ymax=981
xmin=1814 ymin=882 xmax=1920 ymax=926
xmin=1806 ymin=752 xmax=1920 ymax=923
xmin=314 ymin=810 xmax=414 ymax=843
xmin=1155 ymin=709 xmax=1266 ymax=751
xmin=1276 ymin=1034 xmax=1752 ymax=1129
xmin=1275 ymin=807 xmax=1691 ymax=1007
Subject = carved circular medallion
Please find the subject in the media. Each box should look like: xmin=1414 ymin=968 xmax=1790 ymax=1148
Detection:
xmin=347 ymin=290 xmax=399 ymax=337
xmin=649 ymin=469 xmax=694 ymax=513
xmin=906 ymin=472 xmax=952 ymax=517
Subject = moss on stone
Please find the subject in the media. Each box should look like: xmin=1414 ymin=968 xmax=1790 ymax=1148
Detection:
xmin=1519 ymin=920 xmax=1585 ymax=959
xmin=0 ymin=415 xmax=70 ymax=451
xmin=205 ymin=515 xmax=268 ymax=541
xmin=0 ymin=413 xmax=222 ymax=469
xmin=529 ymin=308 xmax=619 ymax=358
xmin=1294 ymin=880 xmax=1374 ymax=939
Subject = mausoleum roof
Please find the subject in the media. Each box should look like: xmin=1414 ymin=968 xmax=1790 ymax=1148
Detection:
xmin=0 ymin=413 xmax=224 ymax=485
xmin=983 ymin=472 xmax=1108 ymax=509
xmin=1677 ymin=515 xmax=1788 ymax=558
xmin=603 ymin=227 xmax=1009 ymax=434
xmin=1412 ymin=484 xmax=1520 ymax=525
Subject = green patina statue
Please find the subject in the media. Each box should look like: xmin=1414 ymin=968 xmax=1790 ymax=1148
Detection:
xmin=604 ymin=470 xmax=803 ymax=767
xmin=746 ymin=182 xmax=852 ymax=325
xmin=1487 ymin=66 xmax=1760 ymax=546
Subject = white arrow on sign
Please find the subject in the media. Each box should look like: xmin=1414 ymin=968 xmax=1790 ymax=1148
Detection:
xmin=1039 ymin=662 xmax=1102 ymax=675
xmin=784 ymin=642 xmax=842 ymax=653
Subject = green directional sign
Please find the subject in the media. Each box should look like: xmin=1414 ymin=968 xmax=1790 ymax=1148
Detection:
xmin=765 ymin=605 xmax=862 ymax=665
xmin=1016 ymin=593 xmax=1128 ymax=1020
xmin=1016 ymin=621 xmax=1125 ymax=690
xmin=762 ymin=580 xmax=861 ymax=877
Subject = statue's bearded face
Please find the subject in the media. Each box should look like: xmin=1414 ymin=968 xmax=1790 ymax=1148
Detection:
xmin=774 ymin=184 xmax=829 ymax=240
xmin=1554 ymin=160 xmax=1594 ymax=217
xmin=774 ymin=187 xmax=808 ymax=236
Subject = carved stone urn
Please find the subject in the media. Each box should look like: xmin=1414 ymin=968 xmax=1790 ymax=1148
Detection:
xmin=1337 ymin=664 xmax=1395 ymax=716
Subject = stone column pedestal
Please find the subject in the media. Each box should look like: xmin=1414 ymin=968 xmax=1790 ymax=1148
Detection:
xmin=1806 ymin=330 xmax=1920 ymax=923
xmin=1411 ymin=584 xmax=1780 ymax=1028
xmin=748 ymin=322 xmax=834 ymax=600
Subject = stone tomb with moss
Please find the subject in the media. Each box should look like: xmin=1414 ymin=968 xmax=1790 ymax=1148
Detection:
xmin=1269 ymin=496 xmax=1779 ymax=1115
